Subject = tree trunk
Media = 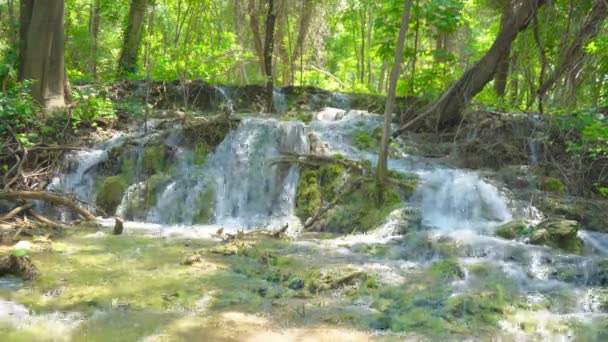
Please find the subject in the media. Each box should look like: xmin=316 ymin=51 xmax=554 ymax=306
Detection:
xmin=291 ymin=0 xmax=314 ymax=84
xmin=264 ymin=0 xmax=277 ymax=112
xmin=248 ymin=0 xmax=266 ymax=75
xmin=89 ymin=0 xmax=101 ymax=77
xmin=493 ymin=1 xmax=513 ymax=97
xmin=118 ymin=0 xmax=148 ymax=76
xmin=7 ymin=0 xmax=17 ymax=46
xmin=19 ymin=0 xmax=67 ymax=114
xmin=538 ymin=0 xmax=607 ymax=98
xmin=395 ymin=0 xmax=547 ymax=134
xmin=376 ymin=0 xmax=412 ymax=185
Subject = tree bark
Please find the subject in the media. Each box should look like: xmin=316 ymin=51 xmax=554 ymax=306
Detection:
xmin=19 ymin=0 xmax=67 ymax=114
xmin=264 ymin=0 xmax=277 ymax=112
xmin=118 ymin=0 xmax=148 ymax=76
xmin=538 ymin=0 xmax=608 ymax=98
xmin=0 ymin=191 xmax=96 ymax=221
xmin=494 ymin=1 xmax=514 ymax=97
xmin=7 ymin=0 xmax=17 ymax=46
xmin=89 ymin=0 xmax=101 ymax=77
xmin=291 ymin=0 xmax=314 ymax=84
xmin=376 ymin=0 xmax=412 ymax=184
xmin=248 ymin=0 xmax=266 ymax=75
xmin=395 ymin=0 xmax=547 ymax=134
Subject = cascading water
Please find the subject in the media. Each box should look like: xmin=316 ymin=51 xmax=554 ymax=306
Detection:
xmin=43 ymin=106 xmax=608 ymax=338
xmin=273 ymin=87 xmax=288 ymax=114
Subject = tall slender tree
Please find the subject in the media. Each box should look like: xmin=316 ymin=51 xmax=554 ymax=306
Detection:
xmin=376 ymin=0 xmax=413 ymax=185
xmin=264 ymin=0 xmax=278 ymax=112
xmin=118 ymin=0 xmax=148 ymax=76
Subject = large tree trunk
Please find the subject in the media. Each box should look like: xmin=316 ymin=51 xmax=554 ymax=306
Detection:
xmin=395 ymin=0 xmax=547 ymax=134
xmin=376 ymin=0 xmax=412 ymax=185
xmin=118 ymin=0 xmax=148 ymax=76
xmin=19 ymin=0 xmax=67 ymax=114
xmin=538 ymin=0 xmax=607 ymax=98
xmin=264 ymin=0 xmax=277 ymax=112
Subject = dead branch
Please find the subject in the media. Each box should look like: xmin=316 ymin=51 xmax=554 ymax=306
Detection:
xmin=0 ymin=191 xmax=96 ymax=221
xmin=0 ymin=203 xmax=34 ymax=222
xmin=26 ymin=209 xmax=68 ymax=230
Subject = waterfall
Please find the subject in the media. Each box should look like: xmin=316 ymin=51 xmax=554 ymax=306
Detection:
xmin=213 ymin=85 xmax=234 ymax=112
xmin=418 ymin=169 xmax=512 ymax=230
xmin=273 ymin=87 xmax=288 ymax=114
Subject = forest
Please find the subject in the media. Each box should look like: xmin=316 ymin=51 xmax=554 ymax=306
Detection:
xmin=0 ymin=0 xmax=608 ymax=340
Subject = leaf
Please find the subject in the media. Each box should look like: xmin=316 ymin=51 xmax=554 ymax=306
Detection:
xmin=10 ymin=249 xmax=28 ymax=257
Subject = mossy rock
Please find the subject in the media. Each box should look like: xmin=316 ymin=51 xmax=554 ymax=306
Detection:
xmin=529 ymin=219 xmax=583 ymax=254
xmin=495 ymin=220 xmax=529 ymax=240
xmin=323 ymin=181 xmax=401 ymax=233
xmin=193 ymin=142 xmax=212 ymax=165
xmin=192 ymin=187 xmax=216 ymax=224
xmin=96 ymin=176 xmax=128 ymax=215
xmin=295 ymin=169 xmax=322 ymax=219
xmin=142 ymin=145 xmax=167 ymax=174
xmin=430 ymin=259 xmax=465 ymax=282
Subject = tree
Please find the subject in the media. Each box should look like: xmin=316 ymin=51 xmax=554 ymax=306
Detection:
xmin=118 ymin=0 xmax=148 ymax=76
xmin=19 ymin=0 xmax=67 ymax=114
xmin=89 ymin=0 xmax=101 ymax=77
xmin=376 ymin=0 xmax=413 ymax=185
xmin=264 ymin=0 xmax=278 ymax=112
xmin=538 ymin=0 xmax=608 ymax=99
xmin=494 ymin=0 xmax=514 ymax=98
xmin=394 ymin=0 xmax=547 ymax=134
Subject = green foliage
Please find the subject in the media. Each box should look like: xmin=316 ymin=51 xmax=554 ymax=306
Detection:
xmin=541 ymin=177 xmax=565 ymax=194
xmin=193 ymin=142 xmax=212 ymax=165
xmin=558 ymin=109 xmax=608 ymax=159
xmin=71 ymin=89 xmax=116 ymax=129
xmin=352 ymin=127 xmax=382 ymax=151
xmin=0 ymin=82 xmax=40 ymax=143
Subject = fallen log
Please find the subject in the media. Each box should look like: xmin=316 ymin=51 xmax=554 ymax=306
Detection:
xmin=0 ymin=191 xmax=96 ymax=221
xmin=26 ymin=209 xmax=68 ymax=230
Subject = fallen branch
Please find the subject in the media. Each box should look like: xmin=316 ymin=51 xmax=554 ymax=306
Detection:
xmin=0 ymin=191 xmax=96 ymax=221
xmin=26 ymin=209 xmax=68 ymax=230
xmin=0 ymin=203 xmax=34 ymax=222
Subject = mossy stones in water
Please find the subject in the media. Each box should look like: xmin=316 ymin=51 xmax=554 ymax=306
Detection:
xmin=495 ymin=220 xmax=529 ymax=240
xmin=529 ymin=219 xmax=584 ymax=254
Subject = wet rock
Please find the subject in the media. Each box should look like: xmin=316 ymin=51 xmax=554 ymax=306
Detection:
xmin=495 ymin=220 xmax=529 ymax=240
xmin=0 ymin=254 xmax=38 ymax=280
xmin=529 ymin=219 xmax=583 ymax=254
xmin=288 ymin=279 xmax=305 ymax=290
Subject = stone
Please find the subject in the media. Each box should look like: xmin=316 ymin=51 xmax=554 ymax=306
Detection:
xmin=529 ymin=219 xmax=583 ymax=254
xmin=495 ymin=220 xmax=529 ymax=240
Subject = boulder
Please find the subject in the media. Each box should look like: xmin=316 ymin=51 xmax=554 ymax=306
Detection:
xmin=495 ymin=220 xmax=528 ymax=240
xmin=529 ymin=219 xmax=583 ymax=254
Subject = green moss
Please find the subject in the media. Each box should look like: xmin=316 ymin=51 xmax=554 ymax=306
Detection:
xmin=295 ymin=169 xmax=322 ymax=219
xmin=325 ymin=181 xmax=401 ymax=233
xmin=353 ymin=131 xmax=376 ymax=151
xmin=192 ymin=187 xmax=216 ymax=224
xmin=529 ymin=219 xmax=584 ymax=254
xmin=318 ymin=163 xmax=345 ymax=201
xmin=193 ymin=142 xmax=212 ymax=165
xmin=495 ymin=220 xmax=529 ymax=240
xmin=96 ymin=176 xmax=128 ymax=214
xmin=120 ymin=156 xmax=136 ymax=182
xmin=431 ymin=259 xmax=465 ymax=281
xmin=143 ymin=145 xmax=166 ymax=174
xmin=541 ymin=177 xmax=565 ymax=194
xmin=145 ymin=174 xmax=165 ymax=209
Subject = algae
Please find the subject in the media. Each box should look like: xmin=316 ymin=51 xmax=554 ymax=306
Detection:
xmin=95 ymin=175 xmax=128 ymax=214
